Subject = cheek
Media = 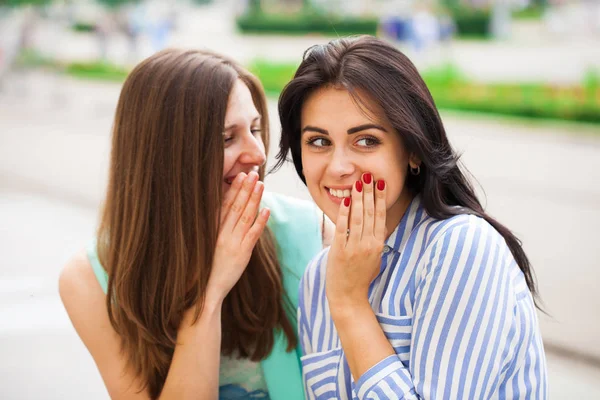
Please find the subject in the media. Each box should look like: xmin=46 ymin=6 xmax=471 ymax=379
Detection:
xmin=301 ymin=151 xmax=321 ymax=185
xmin=222 ymin=149 xmax=235 ymax=175
xmin=373 ymin=151 xmax=408 ymax=207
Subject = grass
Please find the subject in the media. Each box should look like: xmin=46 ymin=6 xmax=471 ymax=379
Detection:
xmin=64 ymin=61 xmax=129 ymax=82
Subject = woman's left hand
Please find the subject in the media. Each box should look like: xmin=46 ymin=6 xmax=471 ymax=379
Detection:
xmin=325 ymin=173 xmax=387 ymax=311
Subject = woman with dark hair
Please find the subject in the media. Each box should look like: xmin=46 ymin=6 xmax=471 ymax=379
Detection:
xmin=59 ymin=49 xmax=326 ymax=399
xmin=275 ymin=36 xmax=547 ymax=399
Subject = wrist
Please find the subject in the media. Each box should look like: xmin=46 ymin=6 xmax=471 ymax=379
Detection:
xmin=181 ymin=292 xmax=223 ymax=330
xmin=328 ymin=295 xmax=372 ymax=323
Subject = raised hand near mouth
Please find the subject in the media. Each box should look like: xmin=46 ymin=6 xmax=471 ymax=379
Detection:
xmin=208 ymin=171 xmax=270 ymax=301
xmin=325 ymin=172 xmax=387 ymax=309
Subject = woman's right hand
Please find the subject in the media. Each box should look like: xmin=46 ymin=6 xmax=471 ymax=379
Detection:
xmin=206 ymin=171 xmax=270 ymax=302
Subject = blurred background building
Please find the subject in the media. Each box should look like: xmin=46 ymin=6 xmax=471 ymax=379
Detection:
xmin=0 ymin=0 xmax=599 ymax=398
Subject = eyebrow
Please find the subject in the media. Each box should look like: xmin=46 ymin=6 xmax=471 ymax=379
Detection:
xmin=302 ymin=123 xmax=387 ymax=135
xmin=224 ymin=116 xmax=261 ymax=132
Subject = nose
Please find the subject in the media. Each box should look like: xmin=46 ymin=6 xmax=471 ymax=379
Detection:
xmin=326 ymin=147 xmax=355 ymax=179
xmin=238 ymin=131 xmax=266 ymax=167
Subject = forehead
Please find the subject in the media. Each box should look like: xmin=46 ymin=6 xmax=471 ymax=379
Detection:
xmin=225 ymin=79 xmax=259 ymax=123
xmin=301 ymin=86 xmax=388 ymax=128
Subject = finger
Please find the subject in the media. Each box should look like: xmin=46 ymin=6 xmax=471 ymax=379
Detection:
xmin=233 ymin=180 xmax=264 ymax=237
xmin=347 ymin=179 xmax=363 ymax=246
xmin=374 ymin=179 xmax=387 ymax=241
xmin=361 ymin=172 xmax=375 ymax=238
xmin=242 ymin=207 xmax=270 ymax=250
xmin=221 ymin=171 xmax=259 ymax=233
xmin=220 ymin=172 xmax=247 ymax=224
xmin=333 ymin=196 xmax=351 ymax=249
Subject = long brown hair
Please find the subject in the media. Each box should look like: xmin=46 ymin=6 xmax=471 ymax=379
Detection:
xmin=97 ymin=49 xmax=296 ymax=399
xmin=275 ymin=35 xmax=540 ymax=306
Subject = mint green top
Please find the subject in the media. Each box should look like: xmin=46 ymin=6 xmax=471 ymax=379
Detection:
xmin=87 ymin=192 xmax=322 ymax=400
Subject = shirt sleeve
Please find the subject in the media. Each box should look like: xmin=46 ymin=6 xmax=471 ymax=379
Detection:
xmin=353 ymin=219 xmax=517 ymax=399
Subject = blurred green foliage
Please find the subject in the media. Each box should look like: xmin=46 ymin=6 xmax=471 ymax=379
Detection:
xmin=512 ymin=5 xmax=546 ymax=20
xmin=0 ymin=0 xmax=51 ymax=6
xmin=236 ymin=10 xmax=378 ymax=36
xmin=96 ymin=0 xmax=139 ymax=9
xmin=15 ymin=51 xmax=599 ymax=125
xmin=71 ymin=21 xmax=96 ymax=33
xmin=17 ymin=50 xmax=130 ymax=81
xmin=447 ymin=6 xmax=491 ymax=39
xmin=248 ymin=60 xmax=600 ymax=124
xmin=15 ymin=48 xmax=55 ymax=68
xmin=65 ymin=61 xmax=129 ymax=81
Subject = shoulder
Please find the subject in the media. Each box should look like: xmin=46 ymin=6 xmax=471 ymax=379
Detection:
xmin=418 ymin=213 xmax=516 ymax=286
xmin=59 ymin=249 xmax=110 ymax=334
xmin=59 ymin=248 xmax=113 ymax=349
xmin=59 ymin=251 xmax=147 ymax=398
xmin=423 ymin=213 xmax=504 ymax=252
xmin=59 ymin=249 xmax=106 ymax=311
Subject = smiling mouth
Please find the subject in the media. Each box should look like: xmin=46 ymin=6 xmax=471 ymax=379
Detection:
xmin=326 ymin=187 xmax=351 ymax=198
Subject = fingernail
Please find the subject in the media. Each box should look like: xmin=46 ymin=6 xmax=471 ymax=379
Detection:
xmin=248 ymin=172 xmax=258 ymax=183
xmin=363 ymin=173 xmax=372 ymax=184
xmin=344 ymin=197 xmax=351 ymax=207
xmin=355 ymin=180 xmax=363 ymax=193
xmin=377 ymin=180 xmax=386 ymax=191
xmin=254 ymin=181 xmax=263 ymax=193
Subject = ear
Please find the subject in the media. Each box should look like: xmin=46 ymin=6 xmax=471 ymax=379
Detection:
xmin=408 ymin=153 xmax=421 ymax=169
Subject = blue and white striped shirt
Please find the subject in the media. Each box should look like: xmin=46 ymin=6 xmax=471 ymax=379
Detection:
xmin=298 ymin=196 xmax=547 ymax=399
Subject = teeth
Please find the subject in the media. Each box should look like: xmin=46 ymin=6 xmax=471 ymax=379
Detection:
xmin=329 ymin=188 xmax=351 ymax=198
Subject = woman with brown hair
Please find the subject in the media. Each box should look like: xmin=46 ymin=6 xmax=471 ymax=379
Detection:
xmin=59 ymin=49 xmax=325 ymax=400
xmin=276 ymin=36 xmax=547 ymax=399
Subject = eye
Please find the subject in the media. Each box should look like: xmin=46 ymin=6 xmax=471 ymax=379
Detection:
xmin=355 ymin=136 xmax=381 ymax=148
xmin=305 ymin=137 xmax=331 ymax=148
xmin=251 ymin=128 xmax=262 ymax=136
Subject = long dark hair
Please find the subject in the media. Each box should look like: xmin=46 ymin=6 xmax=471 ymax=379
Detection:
xmin=99 ymin=49 xmax=296 ymax=399
xmin=274 ymin=35 xmax=540 ymax=306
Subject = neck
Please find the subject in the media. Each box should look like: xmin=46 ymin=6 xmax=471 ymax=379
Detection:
xmin=385 ymin=190 xmax=415 ymax=240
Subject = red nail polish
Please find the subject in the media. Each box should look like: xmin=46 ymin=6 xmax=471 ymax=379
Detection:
xmin=355 ymin=180 xmax=363 ymax=193
xmin=363 ymin=173 xmax=372 ymax=184
xmin=344 ymin=197 xmax=351 ymax=207
xmin=377 ymin=180 xmax=386 ymax=191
